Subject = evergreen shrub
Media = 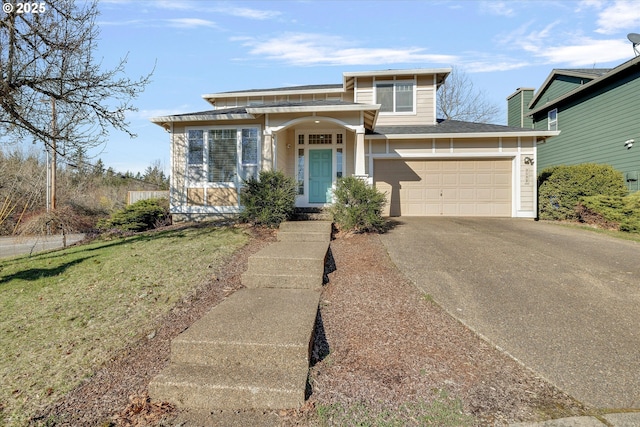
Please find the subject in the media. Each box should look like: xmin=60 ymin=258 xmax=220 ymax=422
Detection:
xmin=97 ymin=198 xmax=170 ymax=232
xmin=239 ymin=170 xmax=297 ymax=227
xmin=538 ymin=163 xmax=627 ymax=221
xmin=577 ymin=192 xmax=640 ymax=233
xmin=331 ymin=176 xmax=386 ymax=233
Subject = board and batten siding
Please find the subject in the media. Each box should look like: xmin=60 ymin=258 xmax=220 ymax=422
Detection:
xmin=534 ymin=68 xmax=640 ymax=191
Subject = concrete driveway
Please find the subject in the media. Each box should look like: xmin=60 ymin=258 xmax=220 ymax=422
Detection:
xmin=379 ymin=217 xmax=640 ymax=409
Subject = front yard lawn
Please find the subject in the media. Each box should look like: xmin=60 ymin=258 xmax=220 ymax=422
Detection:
xmin=0 ymin=224 xmax=248 ymax=426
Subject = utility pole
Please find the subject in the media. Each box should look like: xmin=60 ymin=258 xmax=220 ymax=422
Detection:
xmin=50 ymin=97 xmax=57 ymax=211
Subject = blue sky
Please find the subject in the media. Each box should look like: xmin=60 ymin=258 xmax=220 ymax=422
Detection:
xmin=92 ymin=0 xmax=640 ymax=174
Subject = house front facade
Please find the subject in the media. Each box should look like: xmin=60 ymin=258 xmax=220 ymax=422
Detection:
xmin=151 ymin=69 xmax=557 ymax=221
xmin=507 ymin=56 xmax=640 ymax=192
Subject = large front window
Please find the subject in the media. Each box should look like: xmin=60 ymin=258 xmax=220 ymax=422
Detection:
xmin=187 ymin=126 xmax=260 ymax=184
xmin=376 ymin=81 xmax=414 ymax=113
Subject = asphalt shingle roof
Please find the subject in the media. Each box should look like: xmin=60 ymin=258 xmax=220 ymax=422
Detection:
xmin=171 ymin=100 xmax=366 ymax=118
xmin=216 ymin=84 xmax=343 ymax=94
xmin=369 ymin=119 xmax=535 ymax=135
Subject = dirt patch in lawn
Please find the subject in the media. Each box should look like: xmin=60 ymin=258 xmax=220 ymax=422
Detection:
xmin=32 ymin=230 xmax=588 ymax=426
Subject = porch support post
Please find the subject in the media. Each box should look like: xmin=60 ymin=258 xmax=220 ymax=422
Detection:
xmin=355 ymin=127 xmax=366 ymax=176
xmin=262 ymin=129 xmax=273 ymax=171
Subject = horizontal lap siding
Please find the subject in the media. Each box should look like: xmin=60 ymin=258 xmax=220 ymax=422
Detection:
xmin=536 ymin=70 xmax=640 ymax=180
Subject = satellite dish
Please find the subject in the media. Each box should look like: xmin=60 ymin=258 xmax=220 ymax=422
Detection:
xmin=628 ymin=33 xmax=640 ymax=56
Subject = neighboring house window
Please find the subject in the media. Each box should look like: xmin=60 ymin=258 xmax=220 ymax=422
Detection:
xmin=376 ymin=81 xmax=414 ymax=113
xmin=187 ymin=126 xmax=260 ymax=185
xmin=548 ymin=109 xmax=558 ymax=131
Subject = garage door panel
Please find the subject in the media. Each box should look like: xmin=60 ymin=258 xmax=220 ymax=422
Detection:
xmin=374 ymin=159 xmax=512 ymax=217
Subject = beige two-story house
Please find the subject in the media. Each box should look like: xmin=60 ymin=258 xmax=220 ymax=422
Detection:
xmin=151 ymin=68 xmax=558 ymax=221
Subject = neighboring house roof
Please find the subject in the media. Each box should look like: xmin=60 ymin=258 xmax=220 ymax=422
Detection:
xmin=528 ymin=68 xmax=613 ymax=109
xmin=368 ymin=119 xmax=559 ymax=140
xmin=526 ymin=56 xmax=640 ymax=117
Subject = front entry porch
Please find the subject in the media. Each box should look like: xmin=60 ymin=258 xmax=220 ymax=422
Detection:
xmin=272 ymin=126 xmax=358 ymax=208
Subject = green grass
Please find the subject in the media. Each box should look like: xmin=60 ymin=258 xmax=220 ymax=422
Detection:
xmin=0 ymin=224 xmax=249 ymax=426
xmin=315 ymin=390 xmax=475 ymax=426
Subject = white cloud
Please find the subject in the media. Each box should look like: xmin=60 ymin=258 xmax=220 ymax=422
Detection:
xmin=501 ymin=20 xmax=632 ymax=67
xmin=224 ymin=7 xmax=281 ymax=20
xmin=538 ymin=38 xmax=631 ymax=65
xmin=235 ymin=33 xmax=458 ymax=66
xmin=595 ymin=0 xmax=640 ymax=34
xmin=166 ymin=18 xmax=218 ymax=29
xmin=480 ymin=1 xmax=516 ymax=17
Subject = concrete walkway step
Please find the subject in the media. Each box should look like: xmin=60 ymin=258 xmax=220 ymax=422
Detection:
xmin=149 ymin=288 xmax=320 ymax=410
xmin=169 ymin=288 xmax=320 ymax=371
xmin=242 ymin=241 xmax=328 ymax=289
xmin=150 ymin=220 xmax=332 ymax=412
xmin=149 ymin=363 xmax=308 ymax=410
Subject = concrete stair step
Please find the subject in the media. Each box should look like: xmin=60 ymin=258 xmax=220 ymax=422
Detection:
xmin=241 ymin=272 xmax=322 ymax=290
xmin=277 ymin=231 xmax=330 ymax=242
xmin=245 ymin=242 xmax=328 ymax=277
xmin=148 ymin=363 xmax=308 ymax=410
xmin=170 ymin=288 xmax=320 ymax=370
xmin=278 ymin=221 xmax=332 ymax=234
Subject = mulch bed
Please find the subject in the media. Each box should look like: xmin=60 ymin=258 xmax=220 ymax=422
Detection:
xmin=32 ymin=229 xmax=588 ymax=426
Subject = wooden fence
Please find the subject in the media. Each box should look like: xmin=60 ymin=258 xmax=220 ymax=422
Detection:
xmin=127 ymin=191 xmax=169 ymax=205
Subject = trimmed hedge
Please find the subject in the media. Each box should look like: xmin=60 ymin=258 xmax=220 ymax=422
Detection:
xmin=538 ymin=164 xmax=627 ymax=221
xmin=331 ymin=176 xmax=386 ymax=233
xmin=239 ymin=170 xmax=297 ymax=227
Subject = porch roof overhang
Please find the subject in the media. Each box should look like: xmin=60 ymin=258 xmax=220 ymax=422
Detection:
xmin=150 ymin=100 xmax=380 ymax=131
xmin=367 ymin=120 xmax=560 ymax=142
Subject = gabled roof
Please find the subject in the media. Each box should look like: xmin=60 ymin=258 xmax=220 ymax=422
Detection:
xmin=527 ymin=55 xmax=640 ymax=117
xmin=342 ymin=68 xmax=451 ymax=91
xmin=528 ymin=68 xmax=612 ymax=110
xmin=201 ymin=68 xmax=453 ymax=104
xmin=368 ymin=119 xmax=559 ymax=140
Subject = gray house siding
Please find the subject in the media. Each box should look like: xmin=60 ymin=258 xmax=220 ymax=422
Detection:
xmin=533 ymin=66 xmax=640 ymax=191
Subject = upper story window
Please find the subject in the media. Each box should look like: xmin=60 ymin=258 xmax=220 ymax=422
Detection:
xmin=187 ymin=126 xmax=260 ymax=185
xmin=376 ymin=81 xmax=414 ymax=113
xmin=548 ymin=108 xmax=558 ymax=131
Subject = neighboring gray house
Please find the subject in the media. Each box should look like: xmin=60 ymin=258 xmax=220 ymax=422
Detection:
xmin=507 ymin=55 xmax=640 ymax=191
xmin=151 ymin=68 xmax=556 ymax=220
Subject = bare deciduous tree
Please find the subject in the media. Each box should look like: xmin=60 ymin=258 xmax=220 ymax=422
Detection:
xmin=0 ymin=0 xmax=152 ymax=153
xmin=437 ymin=67 xmax=500 ymax=124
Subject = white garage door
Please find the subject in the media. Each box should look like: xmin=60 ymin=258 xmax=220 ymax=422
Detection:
xmin=374 ymin=159 xmax=512 ymax=217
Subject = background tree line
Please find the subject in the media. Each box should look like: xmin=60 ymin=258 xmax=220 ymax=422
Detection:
xmin=0 ymin=146 xmax=168 ymax=236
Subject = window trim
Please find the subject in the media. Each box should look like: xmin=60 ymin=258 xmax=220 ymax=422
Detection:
xmin=375 ymin=79 xmax=416 ymax=114
xmin=548 ymin=108 xmax=558 ymax=131
xmin=185 ymin=125 xmax=261 ymax=187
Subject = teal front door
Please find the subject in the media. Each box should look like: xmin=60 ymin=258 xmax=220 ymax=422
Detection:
xmin=309 ymin=149 xmax=332 ymax=203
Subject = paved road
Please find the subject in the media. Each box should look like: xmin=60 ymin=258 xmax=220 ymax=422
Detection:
xmin=379 ymin=217 xmax=640 ymax=409
xmin=0 ymin=234 xmax=85 ymax=259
